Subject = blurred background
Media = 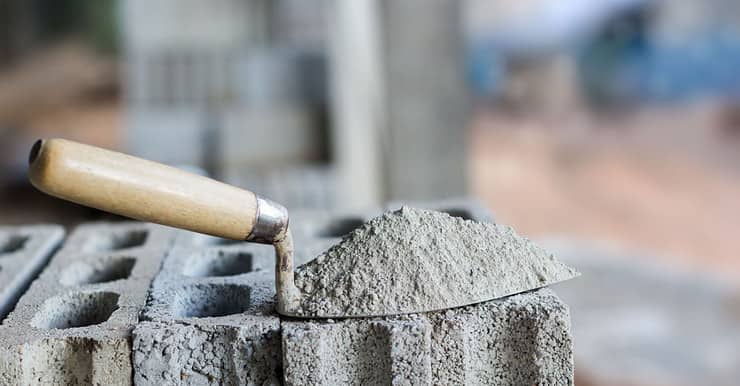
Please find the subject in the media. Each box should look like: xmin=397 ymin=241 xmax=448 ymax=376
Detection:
xmin=1 ymin=0 xmax=739 ymax=384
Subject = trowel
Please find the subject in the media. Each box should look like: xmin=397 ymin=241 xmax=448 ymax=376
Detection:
xmin=28 ymin=139 xmax=578 ymax=318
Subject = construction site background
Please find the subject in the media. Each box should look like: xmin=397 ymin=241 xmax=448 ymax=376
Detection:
xmin=1 ymin=1 xmax=739 ymax=385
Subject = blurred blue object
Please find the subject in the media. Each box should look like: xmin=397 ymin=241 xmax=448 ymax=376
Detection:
xmin=466 ymin=40 xmax=504 ymax=96
xmin=465 ymin=0 xmax=649 ymax=99
xmin=581 ymin=26 xmax=740 ymax=104
xmin=465 ymin=0 xmax=740 ymax=103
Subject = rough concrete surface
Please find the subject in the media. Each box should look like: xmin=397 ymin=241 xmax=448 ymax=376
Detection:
xmin=0 ymin=225 xmax=64 ymax=322
xmin=0 ymin=222 xmax=176 ymax=385
xmin=293 ymin=207 xmax=578 ymax=317
xmin=133 ymin=233 xmax=282 ymax=385
xmin=283 ymin=288 xmax=573 ymax=386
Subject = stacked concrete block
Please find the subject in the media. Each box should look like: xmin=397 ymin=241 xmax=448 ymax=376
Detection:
xmin=0 ymin=200 xmax=573 ymax=384
xmin=282 ymin=201 xmax=573 ymax=385
xmin=282 ymin=288 xmax=573 ymax=385
xmin=132 ymin=208 xmax=384 ymax=384
xmin=0 ymin=222 xmax=176 ymax=385
xmin=0 ymin=225 xmax=64 ymax=322
xmin=133 ymin=233 xmax=282 ymax=385
xmin=385 ymin=197 xmax=494 ymax=223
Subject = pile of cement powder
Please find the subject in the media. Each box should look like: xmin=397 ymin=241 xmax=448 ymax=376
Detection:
xmin=293 ymin=207 xmax=579 ymax=317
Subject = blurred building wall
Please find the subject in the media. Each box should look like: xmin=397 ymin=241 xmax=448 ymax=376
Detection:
xmin=120 ymin=0 xmax=325 ymax=174
xmin=121 ymin=0 xmax=470 ymax=209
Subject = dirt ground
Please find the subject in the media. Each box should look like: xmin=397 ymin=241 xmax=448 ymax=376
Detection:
xmin=471 ymin=107 xmax=740 ymax=280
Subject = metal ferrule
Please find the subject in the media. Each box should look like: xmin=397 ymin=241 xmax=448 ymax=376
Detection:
xmin=246 ymin=197 xmax=290 ymax=244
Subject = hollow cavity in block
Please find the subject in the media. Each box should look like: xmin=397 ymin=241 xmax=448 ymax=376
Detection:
xmin=30 ymin=291 xmax=120 ymax=329
xmin=211 ymin=238 xmax=245 ymax=246
xmin=193 ymin=235 xmax=246 ymax=246
xmin=59 ymin=256 xmax=136 ymax=286
xmin=439 ymin=208 xmax=474 ymax=221
xmin=0 ymin=234 xmax=29 ymax=255
xmin=319 ymin=217 xmax=365 ymax=238
xmin=83 ymin=229 xmax=148 ymax=252
xmin=171 ymin=284 xmax=251 ymax=318
xmin=182 ymin=250 xmax=256 ymax=277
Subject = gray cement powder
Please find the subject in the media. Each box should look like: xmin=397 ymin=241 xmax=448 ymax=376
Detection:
xmin=293 ymin=207 xmax=579 ymax=317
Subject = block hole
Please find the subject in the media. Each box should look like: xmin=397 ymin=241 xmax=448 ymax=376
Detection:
xmin=440 ymin=208 xmax=474 ymax=221
xmin=84 ymin=229 xmax=148 ymax=252
xmin=211 ymin=238 xmax=243 ymax=246
xmin=0 ymin=234 xmax=29 ymax=255
xmin=318 ymin=217 xmax=365 ymax=238
xmin=59 ymin=256 xmax=136 ymax=286
xmin=183 ymin=250 xmax=255 ymax=277
xmin=31 ymin=291 xmax=119 ymax=329
xmin=195 ymin=235 xmax=244 ymax=246
xmin=171 ymin=284 xmax=251 ymax=318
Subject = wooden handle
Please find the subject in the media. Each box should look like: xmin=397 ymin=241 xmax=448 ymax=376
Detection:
xmin=29 ymin=138 xmax=266 ymax=240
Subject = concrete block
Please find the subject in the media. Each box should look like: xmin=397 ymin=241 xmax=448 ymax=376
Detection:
xmin=385 ymin=197 xmax=494 ymax=223
xmin=0 ymin=222 xmax=176 ymax=385
xmin=0 ymin=225 xmax=64 ymax=322
xmin=133 ymin=233 xmax=282 ymax=385
xmin=0 ymin=213 xmax=572 ymax=385
xmin=282 ymin=288 xmax=573 ymax=386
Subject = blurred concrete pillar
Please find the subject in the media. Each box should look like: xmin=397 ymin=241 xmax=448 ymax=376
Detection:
xmin=329 ymin=0 xmax=469 ymax=208
xmin=328 ymin=0 xmax=385 ymax=210
xmin=379 ymin=0 xmax=469 ymax=201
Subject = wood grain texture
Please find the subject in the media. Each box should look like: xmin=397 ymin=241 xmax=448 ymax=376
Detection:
xmin=29 ymin=138 xmax=257 ymax=240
